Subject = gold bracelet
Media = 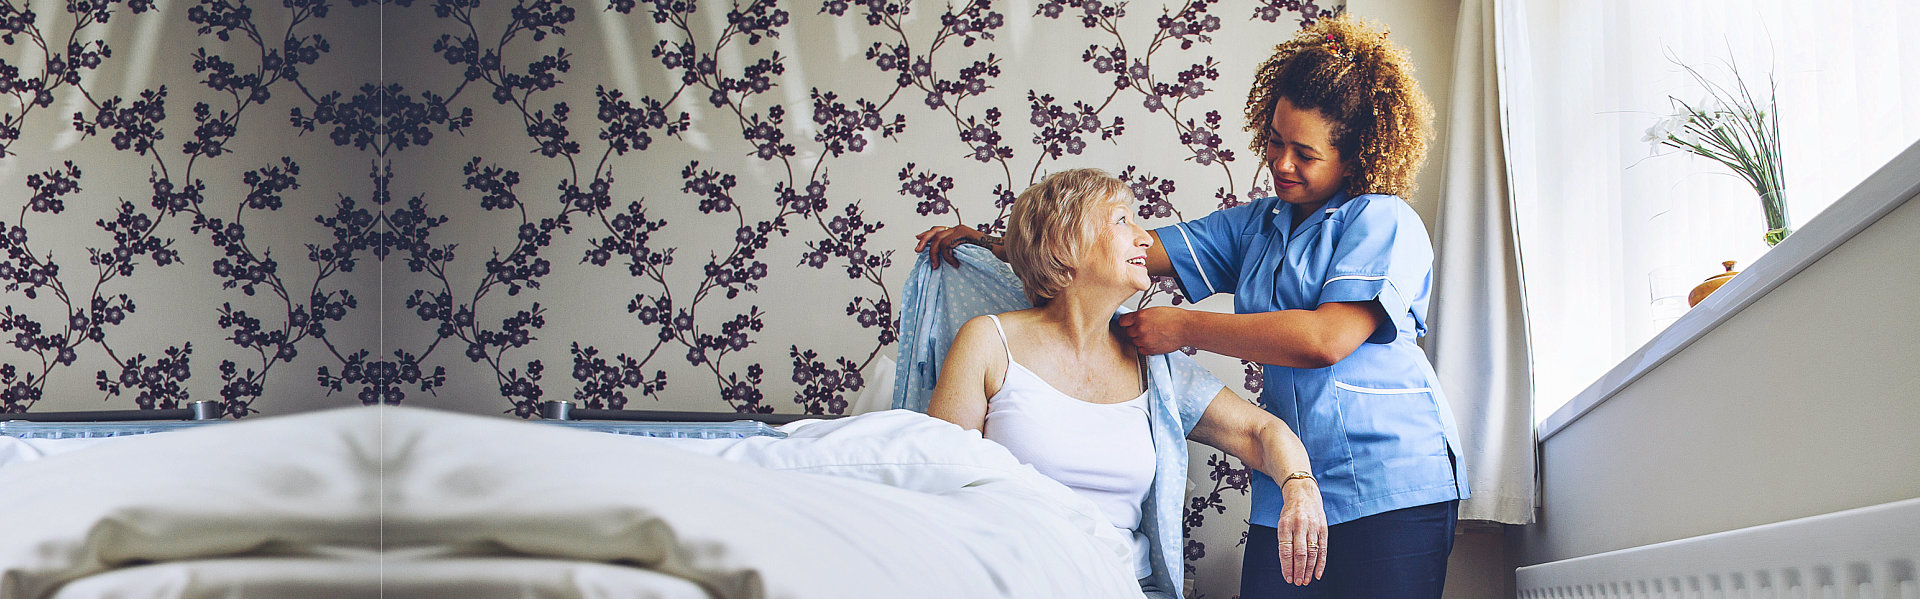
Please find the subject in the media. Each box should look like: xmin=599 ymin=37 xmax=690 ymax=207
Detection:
xmin=1280 ymin=471 xmax=1315 ymax=489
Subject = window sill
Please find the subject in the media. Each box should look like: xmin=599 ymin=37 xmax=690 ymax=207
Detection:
xmin=1536 ymin=139 xmax=1920 ymax=442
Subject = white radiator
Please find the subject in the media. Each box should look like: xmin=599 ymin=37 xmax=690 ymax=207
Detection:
xmin=1518 ymin=497 xmax=1920 ymax=599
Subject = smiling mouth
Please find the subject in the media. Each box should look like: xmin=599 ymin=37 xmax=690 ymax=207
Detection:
xmin=1126 ymin=257 xmax=1146 ymax=267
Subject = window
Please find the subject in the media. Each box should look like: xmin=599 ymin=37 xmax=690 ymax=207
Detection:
xmin=1502 ymin=0 xmax=1920 ymax=422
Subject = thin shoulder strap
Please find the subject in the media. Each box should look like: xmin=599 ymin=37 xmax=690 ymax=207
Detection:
xmin=984 ymin=314 xmax=1013 ymax=363
xmin=984 ymin=314 xmax=1015 ymax=394
xmin=1136 ymin=352 xmax=1149 ymax=395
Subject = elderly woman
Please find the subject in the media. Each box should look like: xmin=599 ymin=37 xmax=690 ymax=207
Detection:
xmin=922 ymin=168 xmax=1328 ymax=596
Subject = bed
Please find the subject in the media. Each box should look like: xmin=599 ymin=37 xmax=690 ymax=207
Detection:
xmin=0 ymin=402 xmax=1147 ymax=599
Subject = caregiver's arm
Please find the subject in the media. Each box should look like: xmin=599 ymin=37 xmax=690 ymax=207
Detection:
xmin=1119 ymin=300 xmax=1385 ymax=368
xmin=1188 ymin=388 xmax=1327 ymax=584
xmin=926 ymin=316 xmax=1005 ymax=431
xmin=913 ymin=226 xmax=1007 ymax=268
xmin=1143 ymin=230 xmax=1174 ymax=277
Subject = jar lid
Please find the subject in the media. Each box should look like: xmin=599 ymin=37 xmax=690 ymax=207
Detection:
xmin=1688 ymin=261 xmax=1740 ymax=307
xmin=1702 ymin=260 xmax=1739 ymax=282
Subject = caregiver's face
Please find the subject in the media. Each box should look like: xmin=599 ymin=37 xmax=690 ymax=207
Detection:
xmin=1263 ymin=97 xmax=1350 ymax=211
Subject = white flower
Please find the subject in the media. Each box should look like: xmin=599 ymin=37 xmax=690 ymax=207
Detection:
xmin=1674 ymin=118 xmax=1709 ymax=148
xmin=1643 ymin=115 xmax=1685 ymax=146
xmin=1641 ymin=120 xmax=1667 ymax=144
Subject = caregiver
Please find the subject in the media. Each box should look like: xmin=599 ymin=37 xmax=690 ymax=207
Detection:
xmin=916 ymin=14 xmax=1467 ymax=598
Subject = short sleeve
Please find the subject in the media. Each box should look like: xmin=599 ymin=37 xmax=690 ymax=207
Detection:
xmin=1152 ymin=201 xmax=1265 ymax=303
xmin=1162 ymin=351 xmax=1227 ymax=436
xmin=1318 ymin=195 xmax=1434 ymax=345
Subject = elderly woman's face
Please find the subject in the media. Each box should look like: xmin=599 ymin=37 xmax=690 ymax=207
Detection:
xmin=1264 ymin=97 xmax=1351 ymax=210
xmin=1078 ymin=201 xmax=1154 ymax=294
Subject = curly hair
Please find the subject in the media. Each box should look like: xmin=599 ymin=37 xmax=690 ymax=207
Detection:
xmin=1244 ymin=14 xmax=1434 ymax=199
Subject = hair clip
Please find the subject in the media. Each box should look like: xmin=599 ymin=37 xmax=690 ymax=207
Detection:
xmin=1322 ymin=33 xmax=1356 ymax=62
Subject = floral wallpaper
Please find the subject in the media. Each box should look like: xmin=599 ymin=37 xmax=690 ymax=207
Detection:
xmin=1 ymin=0 xmax=1338 ymax=594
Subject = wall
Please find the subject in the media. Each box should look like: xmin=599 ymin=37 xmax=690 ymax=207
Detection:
xmin=0 ymin=0 xmax=378 ymax=416
xmin=1517 ymin=192 xmax=1920 ymax=566
xmin=1348 ymin=0 xmax=1458 ymax=234
xmin=0 ymin=0 xmax=1344 ymax=420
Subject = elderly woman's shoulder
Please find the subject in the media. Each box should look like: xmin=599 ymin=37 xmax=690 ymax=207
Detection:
xmin=956 ymin=310 xmax=1032 ymax=340
xmin=956 ymin=313 xmax=1001 ymax=337
xmin=948 ymin=314 xmax=1010 ymax=361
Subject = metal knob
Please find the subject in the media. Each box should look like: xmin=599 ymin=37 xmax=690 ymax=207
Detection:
xmin=539 ymin=400 xmax=574 ymax=420
xmin=187 ymin=400 xmax=223 ymax=421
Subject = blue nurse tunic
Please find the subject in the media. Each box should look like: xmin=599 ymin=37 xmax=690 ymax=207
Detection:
xmin=1153 ymin=191 xmax=1469 ymax=526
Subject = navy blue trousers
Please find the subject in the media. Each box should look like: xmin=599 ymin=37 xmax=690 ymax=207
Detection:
xmin=1240 ymin=500 xmax=1458 ymax=599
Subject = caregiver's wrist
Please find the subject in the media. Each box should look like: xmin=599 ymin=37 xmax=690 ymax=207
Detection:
xmin=967 ymin=232 xmax=1006 ymax=260
xmin=1182 ymin=309 xmax=1241 ymax=353
xmin=1168 ymin=306 xmax=1199 ymax=348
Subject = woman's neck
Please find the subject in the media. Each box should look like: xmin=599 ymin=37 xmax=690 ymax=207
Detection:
xmin=1036 ymin=286 xmax=1128 ymax=352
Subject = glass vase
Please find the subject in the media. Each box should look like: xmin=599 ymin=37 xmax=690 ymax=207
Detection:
xmin=1760 ymin=188 xmax=1791 ymax=246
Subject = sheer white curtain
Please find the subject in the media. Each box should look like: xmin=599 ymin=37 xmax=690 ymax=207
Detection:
xmin=1502 ymin=0 xmax=1920 ymax=420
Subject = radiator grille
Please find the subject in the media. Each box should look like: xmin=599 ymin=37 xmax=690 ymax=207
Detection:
xmin=1518 ymin=497 xmax=1920 ymax=599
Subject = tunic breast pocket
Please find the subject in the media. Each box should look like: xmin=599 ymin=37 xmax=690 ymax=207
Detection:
xmin=1328 ymin=380 xmax=1449 ymax=496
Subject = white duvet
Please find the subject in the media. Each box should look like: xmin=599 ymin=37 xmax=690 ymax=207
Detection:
xmin=0 ymin=406 xmax=1144 ymax=599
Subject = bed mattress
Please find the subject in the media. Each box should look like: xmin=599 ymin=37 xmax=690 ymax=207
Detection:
xmin=0 ymin=406 xmax=1144 ymax=599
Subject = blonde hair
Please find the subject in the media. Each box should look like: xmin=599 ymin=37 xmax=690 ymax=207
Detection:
xmin=1244 ymin=13 xmax=1434 ymax=199
xmin=1005 ymin=169 xmax=1134 ymax=307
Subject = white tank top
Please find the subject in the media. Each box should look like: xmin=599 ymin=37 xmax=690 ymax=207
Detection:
xmin=979 ymin=315 xmax=1156 ymax=578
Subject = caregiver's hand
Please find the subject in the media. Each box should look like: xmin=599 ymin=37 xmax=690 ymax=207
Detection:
xmin=1277 ymin=476 xmax=1329 ymax=585
xmin=1116 ymin=306 xmax=1190 ymax=355
xmin=912 ymin=225 xmax=985 ymax=268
